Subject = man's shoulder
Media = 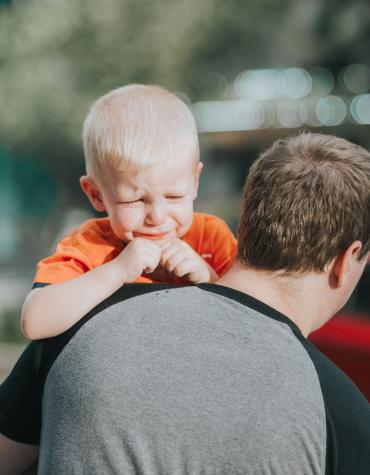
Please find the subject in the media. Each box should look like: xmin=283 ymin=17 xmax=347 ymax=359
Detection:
xmin=298 ymin=337 xmax=370 ymax=473
xmin=301 ymin=337 xmax=370 ymax=404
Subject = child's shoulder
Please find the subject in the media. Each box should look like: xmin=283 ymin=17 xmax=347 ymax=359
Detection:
xmin=192 ymin=212 xmax=233 ymax=231
xmin=187 ymin=213 xmax=237 ymax=275
xmin=187 ymin=212 xmax=236 ymax=246
xmin=62 ymin=217 xmax=116 ymax=245
xmin=74 ymin=217 xmax=112 ymax=234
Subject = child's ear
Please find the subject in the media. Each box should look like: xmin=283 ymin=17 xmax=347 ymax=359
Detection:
xmin=193 ymin=162 xmax=203 ymax=199
xmin=79 ymin=176 xmax=106 ymax=212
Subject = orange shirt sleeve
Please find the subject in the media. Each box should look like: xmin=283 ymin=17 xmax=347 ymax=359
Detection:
xmin=33 ymin=218 xmax=122 ymax=285
xmin=183 ymin=213 xmax=237 ymax=277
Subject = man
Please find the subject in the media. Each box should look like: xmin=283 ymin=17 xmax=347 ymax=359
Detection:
xmin=1 ymin=133 xmax=370 ymax=474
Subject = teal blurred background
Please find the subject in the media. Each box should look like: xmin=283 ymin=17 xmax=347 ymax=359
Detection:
xmin=1 ymin=0 xmax=370 ymax=380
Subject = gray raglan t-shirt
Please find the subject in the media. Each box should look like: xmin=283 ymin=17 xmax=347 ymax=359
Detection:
xmin=1 ymin=283 xmax=370 ymax=474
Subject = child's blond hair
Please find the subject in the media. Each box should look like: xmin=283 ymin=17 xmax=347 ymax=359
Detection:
xmin=82 ymin=84 xmax=199 ymax=180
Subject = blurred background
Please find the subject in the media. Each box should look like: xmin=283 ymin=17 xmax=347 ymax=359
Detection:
xmin=0 ymin=0 xmax=369 ymax=394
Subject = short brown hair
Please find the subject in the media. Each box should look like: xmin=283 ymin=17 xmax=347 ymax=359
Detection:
xmin=238 ymin=133 xmax=370 ymax=273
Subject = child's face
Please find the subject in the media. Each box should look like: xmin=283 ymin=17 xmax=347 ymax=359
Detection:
xmin=81 ymin=156 xmax=202 ymax=243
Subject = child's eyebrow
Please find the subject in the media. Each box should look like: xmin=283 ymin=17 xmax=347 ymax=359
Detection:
xmin=166 ymin=182 xmax=190 ymax=193
xmin=115 ymin=190 xmax=142 ymax=200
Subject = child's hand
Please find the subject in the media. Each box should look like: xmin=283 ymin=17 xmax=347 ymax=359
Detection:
xmin=160 ymin=239 xmax=218 ymax=283
xmin=116 ymin=238 xmax=162 ymax=283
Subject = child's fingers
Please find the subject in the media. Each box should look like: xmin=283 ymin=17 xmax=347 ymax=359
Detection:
xmin=172 ymin=259 xmax=192 ymax=278
xmin=144 ymin=265 xmax=156 ymax=273
xmin=156 ymin=237 xmax=176 ymax=251
xmin=143 ymin=246 xmax=161 ymax=273
xmin=164 ymin=251 xmax=187 ymax=273
xmin=160 ymin=242 xmax=181 ymax=266
xmin=161 ymin=239 xmax=192 ymax=265
xmin=160 ymin=237 xmax=190 ymax=253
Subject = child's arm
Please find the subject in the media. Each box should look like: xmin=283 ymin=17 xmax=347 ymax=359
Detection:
xmin=21 ymin=238 xmax=161 ymax=340
xmin=0 ymin=433 xmax=38 ymax=475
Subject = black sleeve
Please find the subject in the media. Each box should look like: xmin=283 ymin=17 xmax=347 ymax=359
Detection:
xmin=0 ymin=342 xmax=43 ymax=444
xmin=32 ymin=283 xmax=50 ymax=289
xmin=302 ymin=339 xmax=370 ymax=475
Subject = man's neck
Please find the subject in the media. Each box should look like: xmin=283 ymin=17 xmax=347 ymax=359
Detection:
xmin=216 ymin=262 xmax=329 ymax=337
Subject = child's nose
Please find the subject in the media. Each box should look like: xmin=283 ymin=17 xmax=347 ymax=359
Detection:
xmin=145 ymin=202 xmax=167 ymax=226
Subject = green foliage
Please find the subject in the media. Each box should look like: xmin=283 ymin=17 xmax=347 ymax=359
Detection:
xmin=0 ymin=0 xmax=213 ymax=155
xmin=0 ymin=0 xmax=369 ymax=161
xmin=0 ymin=307 xmax=26 ymax=343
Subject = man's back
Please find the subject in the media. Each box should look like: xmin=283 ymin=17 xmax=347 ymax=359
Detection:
xmin=26 ymin=284 xmax=367 ymax=474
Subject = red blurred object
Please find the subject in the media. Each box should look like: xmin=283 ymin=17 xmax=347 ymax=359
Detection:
xmin=309 ymin=313 xmax=370 ymax=401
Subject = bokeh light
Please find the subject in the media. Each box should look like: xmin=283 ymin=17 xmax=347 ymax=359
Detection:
xmin=300 ymin=98 xmax=321 ymax=127
xmin=341 ymin=64 xmax=370 ymax=94
xmin=193 ymin=100 xmax=264 ymax=132
xmin=315 ymin=96 xmax=347 ymax=126
xmin=310 ymin=67 xmax=334 ymax=96
xmin=234 ymin=69 xmax=281 ymax=100
xmin=235 ymin=68 xmax=311 ymax=101
xmin=276 ymin=100 xmax=303 ymax=128
xmin=350 ymin=94 xmax=370 ymax=124
xmin=279 ymin=68 xmax=312 ymax=99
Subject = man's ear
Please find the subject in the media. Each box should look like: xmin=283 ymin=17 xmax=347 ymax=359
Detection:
xmin=79 ymin=176 xmax=106 ymax=212
xmin=192 ymin=161 xmax=203 ymax=200
xmin=328 ymin=241 xmax=363 ymax=288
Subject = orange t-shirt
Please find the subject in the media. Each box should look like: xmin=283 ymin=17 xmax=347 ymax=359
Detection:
xmin=34 ymin=212 xmax=237 ymax=285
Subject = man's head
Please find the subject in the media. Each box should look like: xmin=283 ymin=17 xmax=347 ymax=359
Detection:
xmin=237 ymin=133 xmax=370 ymax=315
xmin=80 ymin=84 xmax=202 ymax=242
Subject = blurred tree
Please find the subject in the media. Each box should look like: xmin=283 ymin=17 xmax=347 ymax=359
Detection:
xmin=1 ymin=0 xmax=369 ymax=163
xmin=0 ymin=0 xmax=369 ymax=221
xmin=0 ymin=307 xmax=26 ymax=343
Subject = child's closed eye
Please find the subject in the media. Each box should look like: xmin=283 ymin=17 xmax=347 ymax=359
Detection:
xmin=166 ymin=195 xmax=185 ymax=201
xmin=118 ymin=199 xmax=143 ymax=206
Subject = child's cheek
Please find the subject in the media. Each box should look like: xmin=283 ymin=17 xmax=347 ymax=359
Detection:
xmin=116 ymin=207 xmax=144 ymax=232
xmin=173 ymin=201 xmax=194 ymax=228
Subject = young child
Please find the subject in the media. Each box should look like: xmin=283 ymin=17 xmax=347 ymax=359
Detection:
xmin=21 ymin=84 xmax=237 ymax=339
